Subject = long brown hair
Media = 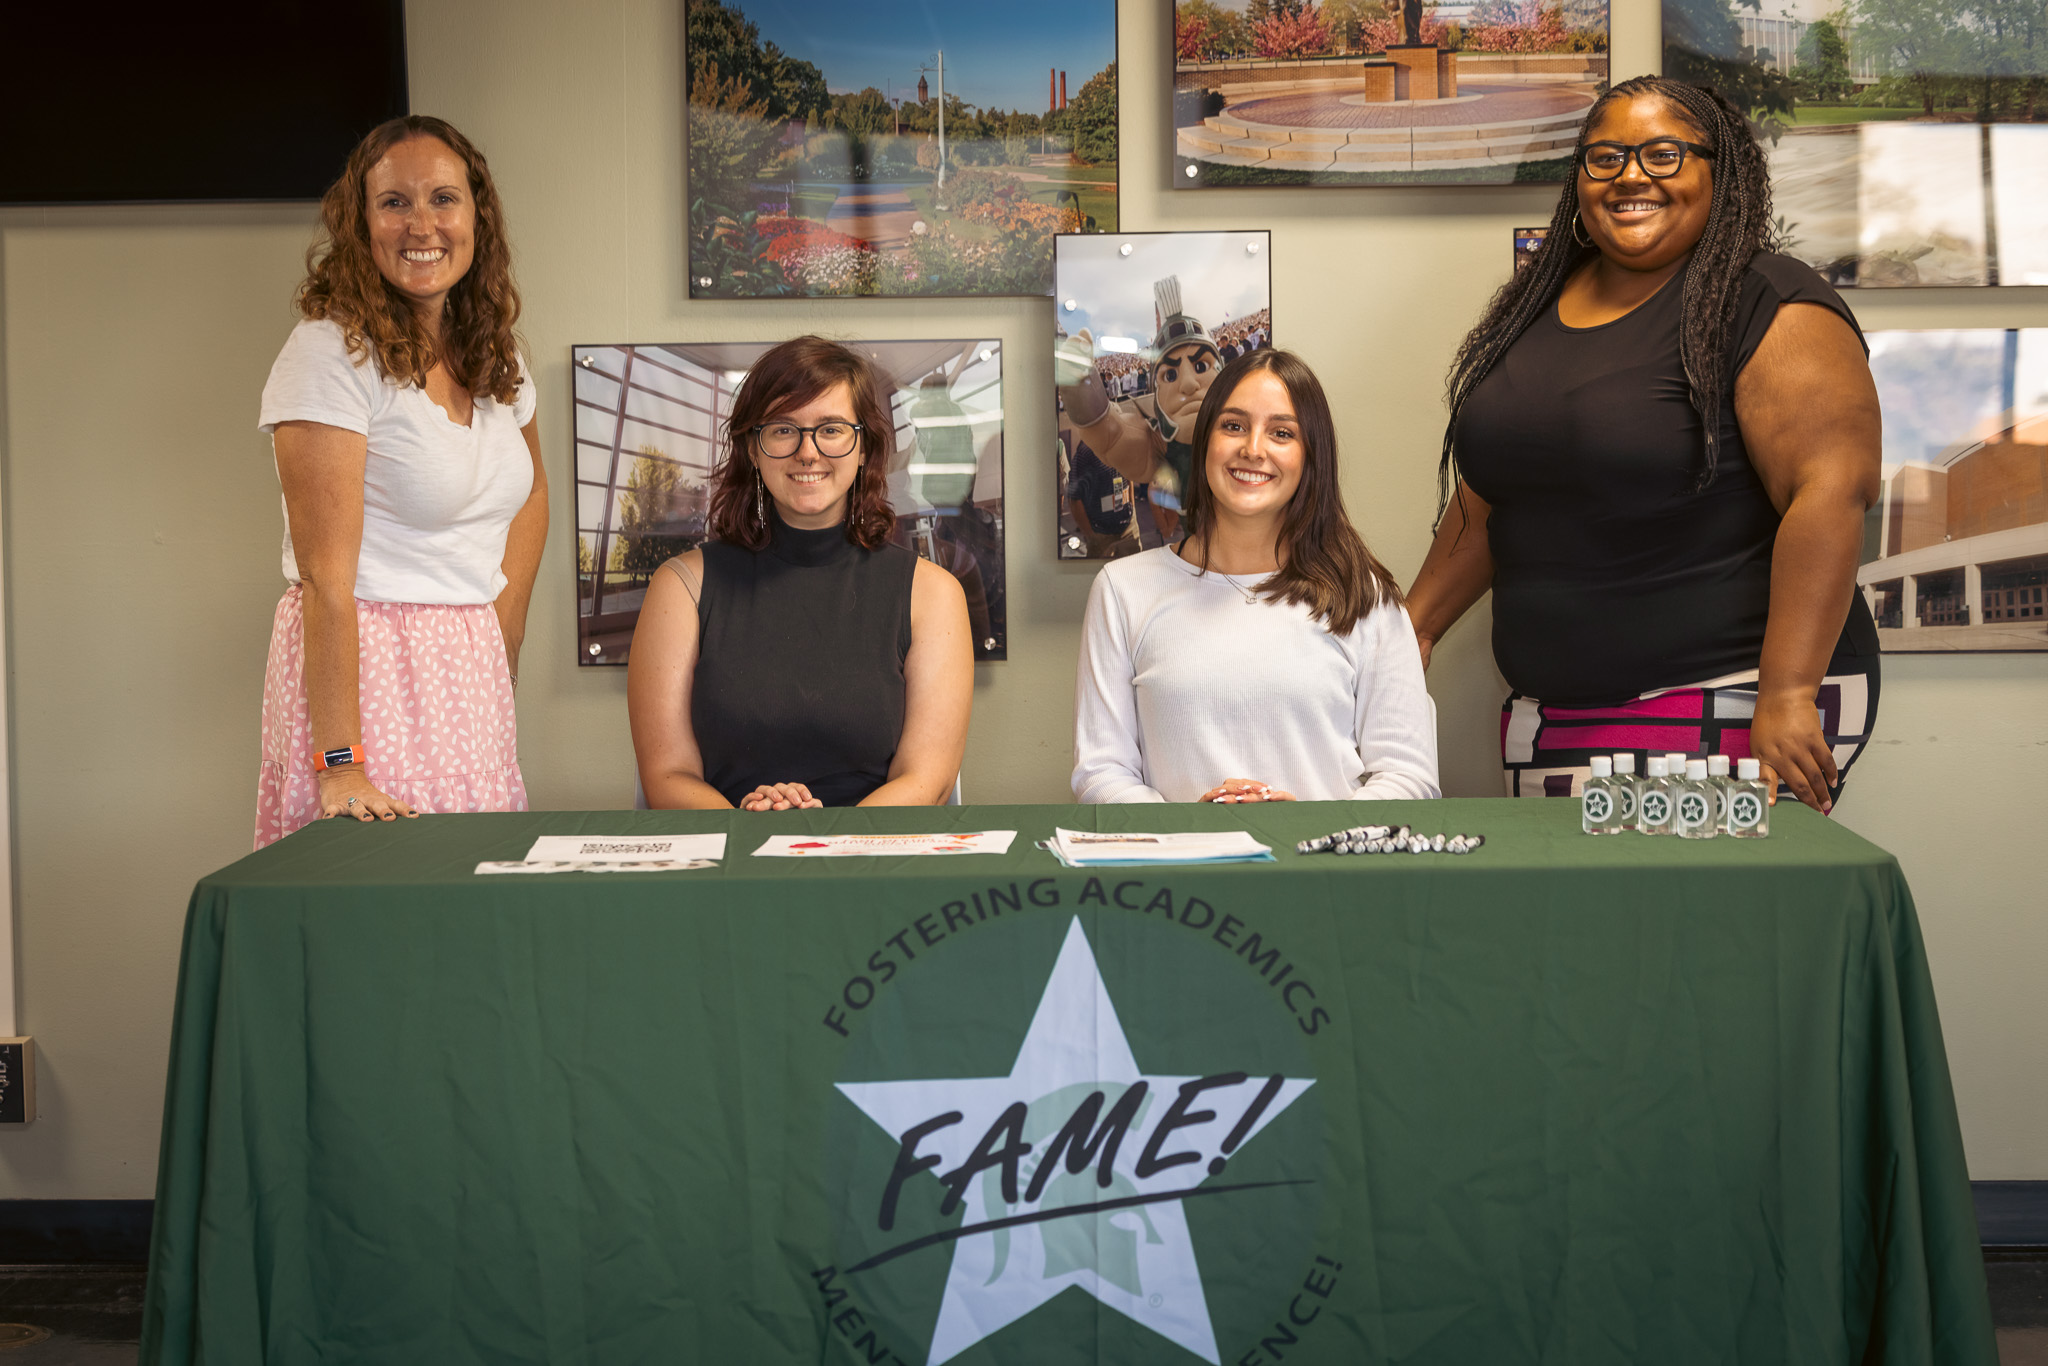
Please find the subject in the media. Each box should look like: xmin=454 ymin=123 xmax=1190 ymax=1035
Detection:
xmin=296 ymin=115 xmax=524 ymax=404
xmin=1183 ymin=349 xmax=1399 ymax=636
xmin=706 ymin=336 xmax=897 ymax=550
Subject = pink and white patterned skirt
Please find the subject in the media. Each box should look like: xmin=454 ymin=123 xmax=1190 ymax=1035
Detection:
xmin=255 ymin=586 xmax=527 ymax=848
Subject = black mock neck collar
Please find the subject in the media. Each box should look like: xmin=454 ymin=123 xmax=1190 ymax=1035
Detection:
xmin=765 ymin=506 xmax=853 ymax=567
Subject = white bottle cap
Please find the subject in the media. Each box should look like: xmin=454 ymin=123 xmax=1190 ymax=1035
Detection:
xmin=1737 ymin=758 xmax=1761 ymax=780
xmin=1646 ymin=756 xmax=1669 ymax=777
xmin=1613 ymin=753 xmax=1636 ymax=774
xmin=1708 ymin=755 xmax=1730 ymax=777
xmin=1686 ymin=759 xmax=1708 ymax=780
xmin=1667 ymin=753 xmax=1688 ymax=771
xmin=1589 ymin=756 xmax=1613 ymax=777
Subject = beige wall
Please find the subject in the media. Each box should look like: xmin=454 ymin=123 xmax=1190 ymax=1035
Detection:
xmin=0 ymin=0 xmax=2042 ymax=1198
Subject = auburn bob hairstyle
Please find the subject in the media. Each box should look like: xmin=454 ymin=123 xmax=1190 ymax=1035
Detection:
xmin=707 ymin=336 xmax=898 ymax=551
xmin=1182 ymin=349 xmax=1400 ymax=636
xmin=296 ymin=115 xmax=524 ymax=405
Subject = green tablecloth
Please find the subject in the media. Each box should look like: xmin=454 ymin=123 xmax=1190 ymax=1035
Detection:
xmin=141 ymin=800 xmax=1996 ymax=1366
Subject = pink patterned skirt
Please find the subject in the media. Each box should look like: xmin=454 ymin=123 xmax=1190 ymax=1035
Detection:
xmin=255 ymin=587 xmax=527 ymax=848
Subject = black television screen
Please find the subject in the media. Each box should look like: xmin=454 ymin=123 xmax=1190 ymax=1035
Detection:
xmin=0 ymin=1 xmax=408 ymax=205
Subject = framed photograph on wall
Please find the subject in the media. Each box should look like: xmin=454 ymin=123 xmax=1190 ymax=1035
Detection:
xmin=1053 ymin=230 xmax=1273 ymax=560
xmin=1664 ymin=0 xmax=2048 ymax=287
xmin=1173 ymin=1 xmax=1611 ymax=187
xmin=686 ymin=0 xmax=1117 ymax=298
xmin=1857 ymin=327 xmax=2048 ymax=650
xmin=573 ymin=340 xmax=1008 ymax=662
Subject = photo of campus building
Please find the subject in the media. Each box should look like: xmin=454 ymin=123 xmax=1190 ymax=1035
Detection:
xmin=1173 ymin=0 xmax=1610 ymax=184
xmin=573 ymin=340 xmax=1007 ymax=662
xmin=687 ymin=0 xmax=1116 ymax=297
xmin=1858 ymin=328 xmax=2048 ymax=651
xmin=1666 ymin=0 xmax=2048 ymax=287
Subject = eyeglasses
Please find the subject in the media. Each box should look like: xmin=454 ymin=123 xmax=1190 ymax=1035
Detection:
xmin=752 ymin=421 xmax=863 ymax=459
xmin=1578 ymin=139 xmax=1715 ymax=181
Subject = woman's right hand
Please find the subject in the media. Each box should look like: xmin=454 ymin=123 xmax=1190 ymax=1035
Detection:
xmin=740 ymin=782 xmax=822 ymax=812
xmin=315 ymin=767 xmax=418 ymax=822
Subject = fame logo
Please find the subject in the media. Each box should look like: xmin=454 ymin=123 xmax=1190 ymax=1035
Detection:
xmin=1729 ymin=791 xmax=1764 ymax=829
xmin=1583 ymin=788 xmax=1613 ymax=823
xmin=819 ymin=899 xmax=1330 ymax=1365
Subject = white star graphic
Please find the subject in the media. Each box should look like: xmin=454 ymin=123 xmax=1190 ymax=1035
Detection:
xmin=837 ymin=916 xmax=1315 ymax=1366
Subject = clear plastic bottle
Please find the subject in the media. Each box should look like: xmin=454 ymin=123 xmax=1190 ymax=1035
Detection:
xmin=1636 ymin=756 xmax=1674 ymax=835
xmin=1726 ymin=758 xmax=1771 ymax=838
xmin=1674 ymin=759 xmax=1718 ymax=839
xmin=1707 ymin=754 xmax=1732 ymax=827
xmin=1611 ymin=753 xmax=1640 ymax=831
xmin=1666 ymin=753 xmax=1690 ymax=787
xmin=1582 ymin=756 xmax=1624 ymax=834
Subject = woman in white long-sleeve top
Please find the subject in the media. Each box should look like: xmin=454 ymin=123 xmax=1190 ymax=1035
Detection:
xmin=1072 ymin=349 xmax=1440 ymax=805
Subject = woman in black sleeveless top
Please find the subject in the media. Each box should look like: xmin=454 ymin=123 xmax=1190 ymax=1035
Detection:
xmin=626 ymin=337 xmax=972 ymax=809
xmin=1406 ymin=77 xmax=1882 ymax=814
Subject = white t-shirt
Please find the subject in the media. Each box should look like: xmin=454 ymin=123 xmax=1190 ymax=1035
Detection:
xmin=1073 ymin=546 xmax=1441 ymax=803
xmin=259 ymin=319 xmax=537 ymax=605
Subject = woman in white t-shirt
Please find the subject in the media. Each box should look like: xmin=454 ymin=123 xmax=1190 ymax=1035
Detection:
xmin=254 ymin=115 xmax=547 ymax=847
xmin=1073 ymin=349 xmax=1439 ymax=804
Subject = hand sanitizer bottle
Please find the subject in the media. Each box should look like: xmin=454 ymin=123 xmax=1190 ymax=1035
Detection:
xmin=1707 ymin=754 xmax=1732 ymax=827
xmin=1675 ymin=759 xmax=1718 ymax=838
xmin=1726 ymin=758 xmax=1771 ymax=838
xmin=1611 ymin=753 xmax=1639 ymax=831
xmin=1637 ymin=756 xmax=1674 ymax=835
xmin=1582 ymin=756 xmax=1624 ymax=834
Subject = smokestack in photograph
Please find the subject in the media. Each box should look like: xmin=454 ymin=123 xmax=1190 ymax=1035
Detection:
xmin=1060 ymin=71 xmax=1068 ymax=109
xmin=1049 ymin=68 xmax=1056 ymax=113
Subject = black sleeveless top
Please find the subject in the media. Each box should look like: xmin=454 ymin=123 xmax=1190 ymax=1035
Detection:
xmin=691 ymin=516 xmax=916 ymax=807
xmin=1454 ymin=252 xmax=1880 ymax=706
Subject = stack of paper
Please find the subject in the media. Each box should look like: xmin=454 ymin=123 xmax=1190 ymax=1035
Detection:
xmin=474 ymin=832 xmax=726 ymax=875
xmin=1046 ymin=829 xmax=1274 ymax=867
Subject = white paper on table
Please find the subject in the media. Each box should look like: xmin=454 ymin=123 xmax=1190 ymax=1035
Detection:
xmin=751 ymin=831 xmax=1017 ymax=858
xmin=476 ymin=859 xmax=720 ymax=875
xmin=522 ymin=833 xmax=727 ymax=863
xmin=1048 ymin=828 xmax=1273 ymax=866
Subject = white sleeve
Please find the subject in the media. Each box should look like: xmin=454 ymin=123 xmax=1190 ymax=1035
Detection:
xmin=1072 ymin=568 xmax=1166 ymax=804
xmin=1349 ymin=599 xmax=1442 ymax=801
xmin=258 ymin=320 xmax=378 ymax=435
xmin=512 ymin=350 xmax=537 ymax=427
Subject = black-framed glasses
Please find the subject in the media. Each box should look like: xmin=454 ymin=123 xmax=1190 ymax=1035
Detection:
xmin=752 ymin=421 xmax=863 ymax=459
xmin=1579 ymin=139 xmax=1715 ymax=181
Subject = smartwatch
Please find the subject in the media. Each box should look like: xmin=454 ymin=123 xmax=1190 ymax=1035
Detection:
xmin=314 ymin=746 xmax=365 ymax=771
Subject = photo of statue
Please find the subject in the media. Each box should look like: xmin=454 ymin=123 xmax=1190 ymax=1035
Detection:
xmin=1053 ymin=231 xmax=1273 ymax=559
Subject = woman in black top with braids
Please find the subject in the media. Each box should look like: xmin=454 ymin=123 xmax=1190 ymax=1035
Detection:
xmin=1405 ymin=76 xmax=1882 ymax=813
xmin=627 ymin=336 xmax=972 ymax=810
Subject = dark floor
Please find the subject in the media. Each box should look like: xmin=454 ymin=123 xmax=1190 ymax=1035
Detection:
xmin=0 ymin=1260 xmax=2042 ymax=1361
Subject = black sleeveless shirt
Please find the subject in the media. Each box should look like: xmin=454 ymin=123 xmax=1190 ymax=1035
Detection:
xmin=691 ymin=516 xmax=916 ymax=807
xmin=1454 ymin=252 xmax=1880 ymax=706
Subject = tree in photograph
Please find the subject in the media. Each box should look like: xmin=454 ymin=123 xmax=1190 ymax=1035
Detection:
xmin=1180 ymin=0 xmax=1254 ymax=55
xmin=1256 ymin=1 xmax=1334 ymax=56
xmin=688 ymin=55 xmax=786 ymax=210
xmin=1663 ymin=0 xmax=1796 ymax=130
xmin=1067 ymin=62 xmax=1118 ymax=166
xmin=1321 ymin=0 xmax=1374 ymax=51
xmin=1358 ymin=1 xmax=1449 ymax=52
xmin=1177 ymin=9 xmax=1215 ymax=60
xmin=615 ymin=449 xmax=707 ymax=580
xmin=1248 ymin=0 xmax=1274 ymax=23
xmin=686 ymin=0 xmax=827 ymax=124
xmin=1465 ymin=0 xmax=1571 ymax=52
xmin=1793 ymin=14 xmax=1853 ymax=101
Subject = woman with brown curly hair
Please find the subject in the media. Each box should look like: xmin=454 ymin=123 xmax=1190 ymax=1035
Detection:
xmin=627 ymin=337 xmax=972 ymax=810
xmin=253 ymin=115 xmax=547 ymax=847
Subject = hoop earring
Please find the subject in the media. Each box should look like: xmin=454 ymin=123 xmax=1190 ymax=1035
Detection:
xmin=1572 ymin=211 xmax=1594 ymax=248
xmin=753 ymin=466 xmax=767 ymax=534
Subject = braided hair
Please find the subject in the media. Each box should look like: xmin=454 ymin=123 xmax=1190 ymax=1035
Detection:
xmin=1438 ymin=77 xmax=1774 ymax=511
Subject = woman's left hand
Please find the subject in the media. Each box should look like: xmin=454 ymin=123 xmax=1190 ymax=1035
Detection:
xmin=1749 ymin=688 xmax=1836 ymax=813
xmin=740 ymin=782 xmax=823 ymax=812
xmin=1198 ymin=779 xmax=1296 ymax=804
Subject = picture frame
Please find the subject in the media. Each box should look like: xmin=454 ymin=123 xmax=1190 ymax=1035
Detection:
xmin=1053 ymin=230 xmax=1274 ymax=560
xmin=686 ymin=0 xmax=1118 ymax=297
xmin=1173 ymin=0 xmax=1612 ymax=188
xmin=572 ymin=340 xmax=1008 ymax=662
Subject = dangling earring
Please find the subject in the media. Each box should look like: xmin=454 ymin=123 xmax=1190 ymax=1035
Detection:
xmin=753 ymin=466 xmax=767 ymax=534
xmin=1571 ymin=211 xmax=1594 ymax=248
